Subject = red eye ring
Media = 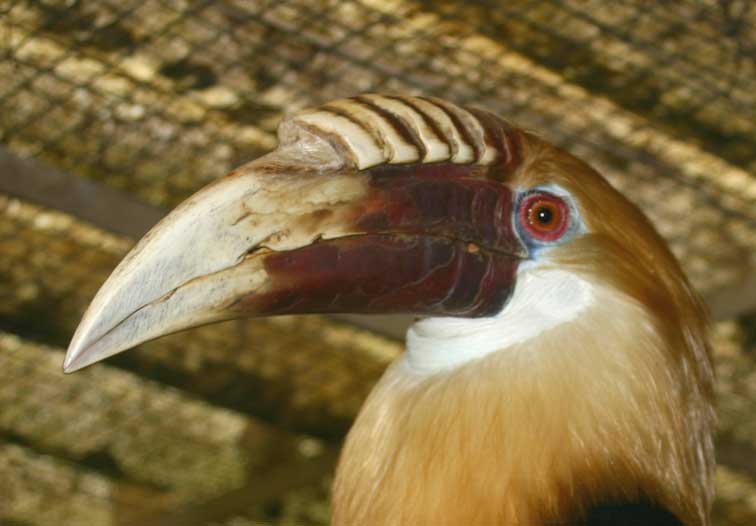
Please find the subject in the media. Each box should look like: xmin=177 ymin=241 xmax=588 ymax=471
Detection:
xmin=519 ymin=192 xmax=569 ymax=242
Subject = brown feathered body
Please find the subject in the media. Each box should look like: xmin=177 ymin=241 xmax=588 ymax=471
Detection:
xmin=332 ymin=135 xmax=715 ymax=526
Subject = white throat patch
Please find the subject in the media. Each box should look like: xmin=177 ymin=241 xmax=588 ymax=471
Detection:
xmin=403 ymin=268 xmax=595 ymax=375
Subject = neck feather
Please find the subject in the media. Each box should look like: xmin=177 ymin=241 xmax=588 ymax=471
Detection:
xmin=405 ymin=268 xmax=594 ymax=374
xmin=332 ymin=285 xmax=714 ymax=526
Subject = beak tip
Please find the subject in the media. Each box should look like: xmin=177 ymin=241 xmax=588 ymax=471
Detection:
xmin=63 ymin=345 xmax=86 ymax=374
xmin=63 ymin=331 xmax=99 ymax=373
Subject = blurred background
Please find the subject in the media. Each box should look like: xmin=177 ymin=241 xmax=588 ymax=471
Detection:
xmin=0 ymin=0 xmax=755 ymax=524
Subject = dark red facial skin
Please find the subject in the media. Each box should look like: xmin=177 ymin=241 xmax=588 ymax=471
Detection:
xmin=358 ymin=163 xmax=522 ymax=255
xmin=233 ymin=162 xmax=524 ymax=319
xmin=255 ymin=234 xmax=517 ymax=317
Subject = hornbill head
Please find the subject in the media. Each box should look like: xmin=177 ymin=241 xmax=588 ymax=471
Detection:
xmin=64 ymin=95 xmax=714 ymax=526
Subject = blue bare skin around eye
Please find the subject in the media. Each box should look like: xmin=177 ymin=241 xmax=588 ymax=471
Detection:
xmin=512 ymin=185 xmax=582 ymax=259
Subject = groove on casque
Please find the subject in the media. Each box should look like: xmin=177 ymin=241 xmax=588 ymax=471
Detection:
xmin=278 ymin=94 xmax=521 ymax=171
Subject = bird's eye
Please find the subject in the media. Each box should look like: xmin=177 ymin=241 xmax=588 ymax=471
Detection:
xmin=519 ymin=192 xmax=569 ymax=242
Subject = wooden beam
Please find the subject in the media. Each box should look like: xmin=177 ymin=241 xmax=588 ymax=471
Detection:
xmin=129 ymin=448 xmax=337 ymax=526
xmin=0 ymin=146 xmax=163 ymax=238
xmin=0 ymin=438 xmax=175 ymax=525
xmin=0 ymin=332 xmax=253 ymax=495
xmin=707 ymin=273 xmax=756 ymax=321
xmin=716 ymin=431 xmax=756 ymax=481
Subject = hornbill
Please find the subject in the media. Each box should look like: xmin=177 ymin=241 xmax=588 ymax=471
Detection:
xmin=64 ymin=95 xmax=715 ymax=526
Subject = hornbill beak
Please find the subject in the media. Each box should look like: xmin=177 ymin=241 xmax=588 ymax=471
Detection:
xmin=64 ymin=95 xmax=526 ymax=372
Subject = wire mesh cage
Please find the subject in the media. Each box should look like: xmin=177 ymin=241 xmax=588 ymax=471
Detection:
xmin=1 ymin=1 xmax=755 ymax=524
